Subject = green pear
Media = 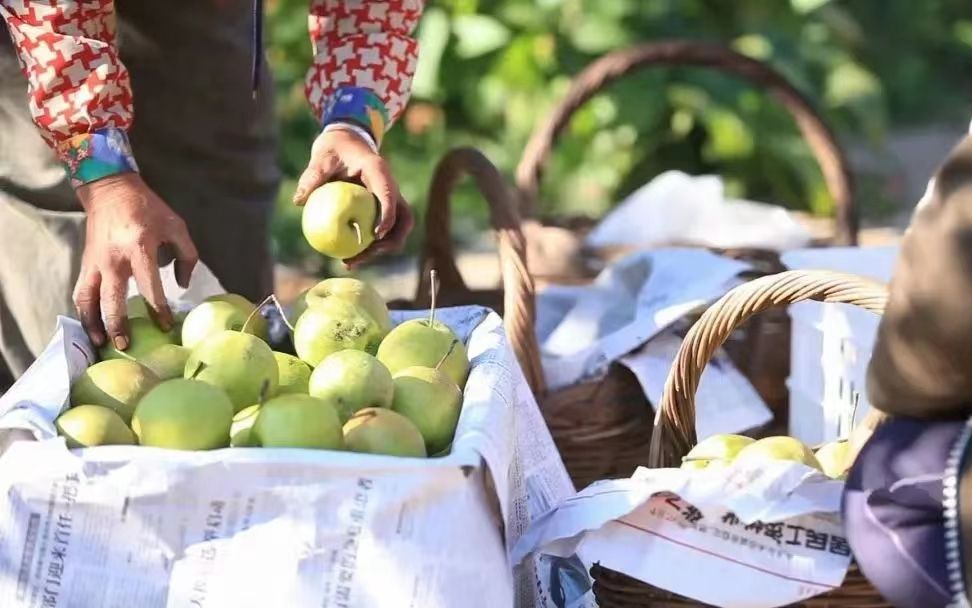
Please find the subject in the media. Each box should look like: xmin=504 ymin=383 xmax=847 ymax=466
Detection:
xmin=292 ymin=278 xmax=391 ymax=335
xmin=734 ymin=436 xmax=823 ymax=471
xmin=681 ymin=434 xmax=755 ymax=469
xmin=293 ymin=297 xmax=383 ymax=367
xmin=55 ymin=405 xmax=136 ymax=448
xmin=343 ymin=408 xmax=426 ymax=458
xmin=127 ymin=295 xmax=151 ymax=319
xmin=273 ymin=352 xmax=312 ymax=395
xmin=301 ymin=181 xmax=377 ymax=260
xmin=181 ymin=298 xmax=268 ymax=350
xmin=205 ymin=293 xmax=257 ymax=311
xmin=309 ymin=350 xmax=393 ymax=423
xmin=71 ymin=359 xmax=160 ymax=423
xmin=132 ymin=379 xmax=234 ymax=450
xmin=98 ymin=317 xmax=177 ymax=362
xmin=815 ymin=440 xmax=852 ymax=479
xmin=253 ymin=394 xmax=344 ymax=449
xmin=185 ymin=330 xmax=279 ymax=413
xmin=377 ymin=319 xmax=469 ymax=388
xmin=172 ymin=310 xmax=188 ymax=343
xmin=230 ymin=404 xmax=261 ymax=447
xmin=140 ymin=344 xmax=191 ymax=380
xmin=391 ymin=366 xmax=462 ymax=455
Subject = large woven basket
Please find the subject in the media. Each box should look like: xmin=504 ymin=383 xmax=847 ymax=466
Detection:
xmin=590 ymin=270 xmax=891 ymax=608
xmin=389 ymin=147 xmax=546 ymax=396
xmin=511 ymin=41 xmax=861 ymax=478
xmin=393 ymin=147 xmax=654 ymax=487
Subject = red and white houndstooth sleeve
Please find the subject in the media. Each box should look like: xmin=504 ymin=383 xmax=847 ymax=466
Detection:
xmin=306 ymin=0 xmax=422 ymax=149
xmin=0 ymin=0 xmax=138 ymax=187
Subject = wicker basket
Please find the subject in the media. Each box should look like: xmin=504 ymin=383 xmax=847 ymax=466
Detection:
xmin=589 ymin=270 xmax=891 ymax=608
xmin=392 ymin=147 xmax=654 ymax=487
xmin=388 ymin=147 xmax=546 ymax=396
xmin=509 ymin=41 xmax=861 ymax=481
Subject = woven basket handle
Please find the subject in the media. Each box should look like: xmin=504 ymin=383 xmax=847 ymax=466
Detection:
xmin=647 ymin=270 xmax=888 ymax=468
xmin=416 ymin=147 xmax=546 ymax=394
xmin=514 ymin=40 xmax=858 ymax=246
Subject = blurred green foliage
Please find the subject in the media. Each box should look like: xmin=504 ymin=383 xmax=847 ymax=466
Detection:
xmin=268 ymin=0 xmax=972 ymax=271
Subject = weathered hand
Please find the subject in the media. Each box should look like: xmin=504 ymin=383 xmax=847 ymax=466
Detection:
xmin=74 ymin=173 xmax=199 ymax=349
xmin=293 ymin=128 xmax=414 ymax=267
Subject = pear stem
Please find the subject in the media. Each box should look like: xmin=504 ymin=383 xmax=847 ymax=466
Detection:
xmin=351 ymin=221 xmax=363 ymax=245
xmin=428 ymin=269 xmax=439 ymax=327
xmin=258 ymin=379 xmax=271 ymax=406
xmin=435 ymin=339 xmax=459 ymax=371
xmin=188 ymin=360 xmax=207 ymax=380
xmin=242 ymin=294 xmax=296 ymax=335
xmin=242 ymin=295 xmax=274 ymax=334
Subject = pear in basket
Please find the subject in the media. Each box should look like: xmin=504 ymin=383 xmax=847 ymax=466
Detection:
xmin=309 ymin=350 xmax=394 ymax=423
xmin=680 ymin=434 xmax=754 ymax=470
xmin=814 ymin=440 xmax=852 ymax=479
xmin=733 ymin=436 xmax=823 ymax=471
xmin=390 ymin=341 xmax=463 ymax=455
xmin=376 ymin=270 xmax=470 ymax=388
xmin=343 ymin=408 xmax=427 ymax=458
xmin=291 ymin=277 xmax=391 ymax=335
xmin=180 ymin=294 xmax=268 ymax=349
xmin=273 ymin=352 xmax=312 ymax=395
xmin=56 ymin=405 xmax=136 ymax=448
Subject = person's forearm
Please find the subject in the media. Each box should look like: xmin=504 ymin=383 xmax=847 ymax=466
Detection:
xmin=0 ymin=0 xmax=138 ymax=188
xmin=305 ymin=0 xmax=424 ymax=148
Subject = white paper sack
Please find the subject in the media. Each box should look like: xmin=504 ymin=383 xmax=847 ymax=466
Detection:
xmin=513 ymin=461 xmax=851 ymax=608
xmin=620 ymin=329 xmax=773 ymax=440
xmin=537 ymin=249 xmax=751 ymax=390
xmin=0 ymin=264 xmax=576 ymax=608
xmin=536 ymin=250 xmax=768 ymax=438
xmin=585 ymin=171 xmax=812 ymax=252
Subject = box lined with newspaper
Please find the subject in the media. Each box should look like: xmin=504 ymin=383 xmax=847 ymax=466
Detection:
xmin=0 ymin=263 xmax=574 ymax=608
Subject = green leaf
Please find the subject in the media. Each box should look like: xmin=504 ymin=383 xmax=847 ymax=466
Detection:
xmin=568 ymin=15 xmax=631 ymax=53
xmin=790 ymin=0 xmax=832 ymax=14
xmin=411 ymin=7 xmax=451 ymax=98
xmin=453 ymin=14 xmax=512 ymax=58
xmin=825 ymin=60 xmax=882 ymax=107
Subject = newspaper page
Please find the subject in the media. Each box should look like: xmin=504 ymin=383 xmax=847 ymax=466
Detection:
xmin=536 ymin=249 xmax=749 ymax=391
xmin=0 ymin=264 xmax=574 ymax=608
xmin=620 ymin=326 xmax=773 ymax=439
xmin=513 ymin=461 xmax=851 ymax=608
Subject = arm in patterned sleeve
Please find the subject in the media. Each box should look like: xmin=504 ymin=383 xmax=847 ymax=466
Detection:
xmin=0 ymin=0 xmax=137 ymax=187
xmin=306 ymin=0 xmax=423 ymax=149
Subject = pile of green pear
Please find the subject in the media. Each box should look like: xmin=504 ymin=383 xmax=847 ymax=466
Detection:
xmin=680 ymin=433 xmax=853 ymax=480
xmin=56 ymin=278 xmax=470 ymax=459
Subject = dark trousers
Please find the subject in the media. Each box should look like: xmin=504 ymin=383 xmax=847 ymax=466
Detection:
xmin=842 ymin=416 xmax=963 ymax=608
xmin=0 ymin=0 xmax=281 ymax=387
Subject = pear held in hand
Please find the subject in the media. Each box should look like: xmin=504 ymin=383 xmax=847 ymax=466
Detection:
xmin=301 ymin=181 xmax=377 ymax=260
